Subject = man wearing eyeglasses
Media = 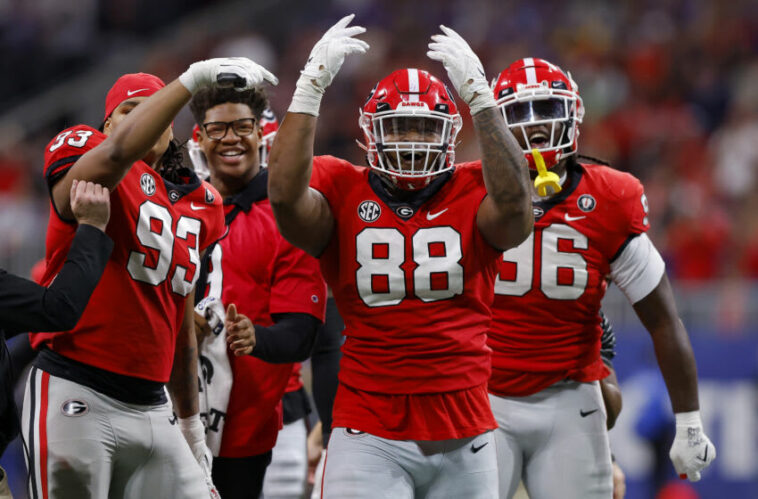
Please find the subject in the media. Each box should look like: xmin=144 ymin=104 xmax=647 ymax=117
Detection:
xmin=188 ymin=87 xmax=327 ymax=499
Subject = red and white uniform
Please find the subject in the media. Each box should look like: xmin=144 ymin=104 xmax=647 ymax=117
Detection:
xmin=203 ymin=173 xmax=326 ymax=458
xmin=310 ymin=155 xmax=502 ymax=441
xmin=24 ymin=124 xmax=225 ymax=499
xmin=34 ymin=125 xmax=225 ymax=381
xmin=489 ymin=161 xmax=649 ymax=396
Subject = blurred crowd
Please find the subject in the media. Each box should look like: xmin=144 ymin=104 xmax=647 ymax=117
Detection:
xmin=0 ymin=0 xmax=756 ymax=320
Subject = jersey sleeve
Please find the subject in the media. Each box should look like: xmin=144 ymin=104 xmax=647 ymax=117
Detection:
xmin=604 ymin=169 xmax=651 ymax=260
xmin=43 ymin=125 xmax=104 ymax=188
xmin=613 ymin=173 xmax=650 ymax=236
xmin=310 ymin=155 xmax=354 ymax=211
xmin=269 ymin=233 xmax=327 ymax=321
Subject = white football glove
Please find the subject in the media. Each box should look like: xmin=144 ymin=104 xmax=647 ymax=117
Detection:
xmin=178 ymin=414 xmax=220 ymax=498
xmin=195 ymin=296 xmax=226 ymax=336
xmin=289 ymin=14 xmax=369 ymax=116
xmin=179 ymin=57 xmax=278 ymax=95
xmin=427 ymin=25 xmax=495 ymax=115
xmin=669 ymin=411 xmax=716 ymax=482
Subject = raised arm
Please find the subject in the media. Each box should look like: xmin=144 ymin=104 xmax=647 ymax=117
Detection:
xmin=267 ymin=113 xmax=333 ymax=257
xmin=52 ymin=58 xmax=277 ymax=219
xmin=472 ymin=107 xmax=533 ymax=249
xmin=268 ymin=14 xmax=368 ymax=257
xmin=427 ymin=25 xmax=532 ymax=250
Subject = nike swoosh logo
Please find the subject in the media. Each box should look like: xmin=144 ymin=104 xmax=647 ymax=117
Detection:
xmin=564 ymin=213 xmax=586 ymax=222
xmin=580 ymin=409 xmax=598 ymax=417
xmin=471 ymin=442 xmax=489 ymax=453
xmin=426 ymin=208 xmax=448 ymax=220
xmin=126 ymin=88 xmax=149 ymax=96
xmin=190 ymin=202 xmax=207 ymax=211
xmin=697 ymin=446 xmax=709 ymax=462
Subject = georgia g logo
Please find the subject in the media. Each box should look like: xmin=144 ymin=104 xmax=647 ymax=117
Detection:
xmin=358 ymin=201 xmax=381 ymax=223
xmin=61 ymin=399 xmax=89 ymax=417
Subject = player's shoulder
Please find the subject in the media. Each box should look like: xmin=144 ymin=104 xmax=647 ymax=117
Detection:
xmin=197 ymin=179 xmax=223 ymax=208
xmin=453 ymin=159 xmax=483 ymax=174
xmin=451 ymin=160 xmax=484 ymax=185
xmin=44 ymin=125 xmax=105 ymax=179
xmin=45 ymin=125 xmax=104 ymax=158
xmin=313 ymin=155 xmax=364 ymax=175
xmin=311 ymin=155 xmax=367 ymax=197
xmin=579 ymin=161 xmax=644 ymax=202
xmin=49 ymin=123 xmax=101 ymax=139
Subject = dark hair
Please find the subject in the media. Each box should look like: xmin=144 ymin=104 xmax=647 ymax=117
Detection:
xmin=159 ymin=138 xmax=189 ymax=183
xmin=189 ymin=86 xmax=269 ymax=125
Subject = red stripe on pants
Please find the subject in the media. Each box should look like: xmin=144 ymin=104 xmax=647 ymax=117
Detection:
xmin=39 ymin=371 xmax=50 ymax=499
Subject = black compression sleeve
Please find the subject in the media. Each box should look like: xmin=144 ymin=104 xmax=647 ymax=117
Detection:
xmin=0 ymin=224 xmax=113 ymax=335
xmin=311 ymin=297 xmax=343 ymax=446
xmin=250 ymin=313 xmax=321 ymax=363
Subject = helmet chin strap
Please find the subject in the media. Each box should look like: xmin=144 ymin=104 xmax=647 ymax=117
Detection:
xmin=532 ymin=148 xmax=562 ymax=197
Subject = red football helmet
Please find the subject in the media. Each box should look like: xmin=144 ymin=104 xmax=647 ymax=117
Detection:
xmin=360 ymin=68 xmax=462 ymax=190
xmin=259 ymin=107 xmax=278 ymax=167
xmin=492 ymin=58 xmax=584 ymax=170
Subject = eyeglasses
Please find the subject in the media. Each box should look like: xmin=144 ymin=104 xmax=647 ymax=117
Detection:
xmin=202 ymin=118 xmax=256 ymax=140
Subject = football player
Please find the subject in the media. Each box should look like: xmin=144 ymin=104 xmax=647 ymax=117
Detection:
xmin=23 ymin=58 xmax=276 ymax=498
xmin=188 ymin=87 xmax=327 ymax=499
xmin=486 ymin=57 xmax=716 ymax=498
xmin=268 ymin=15 xmax=531 ymax=498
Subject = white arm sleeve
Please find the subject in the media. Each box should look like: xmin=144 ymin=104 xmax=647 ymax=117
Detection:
xmin=610 ymin=233 xmax=665 ymax=304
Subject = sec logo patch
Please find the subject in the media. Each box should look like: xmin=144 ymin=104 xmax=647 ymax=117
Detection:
xmin=140 ymin=173 xmax=156 ymax=196
xmin=358 ymin=201 xmax=381 ymax=222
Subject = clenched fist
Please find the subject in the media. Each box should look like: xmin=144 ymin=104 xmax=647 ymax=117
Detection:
xmin=70 ymin=179 xmax=110 ymax=232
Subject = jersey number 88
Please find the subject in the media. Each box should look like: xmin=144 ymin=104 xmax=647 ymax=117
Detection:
xmin=355 ymin=227 xmax=463 ymax=307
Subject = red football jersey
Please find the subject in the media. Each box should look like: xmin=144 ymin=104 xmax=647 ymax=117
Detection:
xmin=285 ymin=363 xmax=303 ymax=393
xmin=488 ymin=162 xmax=650 ymax=396
xmin=203 ymin=176 xmax=326 ymax=458
xmin=310 ymin=156 xmax=502 ymax=440
xmin=32 ymin=125 xmax=225 ymax=382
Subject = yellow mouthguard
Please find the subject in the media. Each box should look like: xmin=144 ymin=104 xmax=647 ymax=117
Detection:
xmin=532 ymin=148 xmax=562 ymax=197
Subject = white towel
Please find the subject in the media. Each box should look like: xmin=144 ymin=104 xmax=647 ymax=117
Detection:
xmin=195 ymin=296 xmax=233 ymax=456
